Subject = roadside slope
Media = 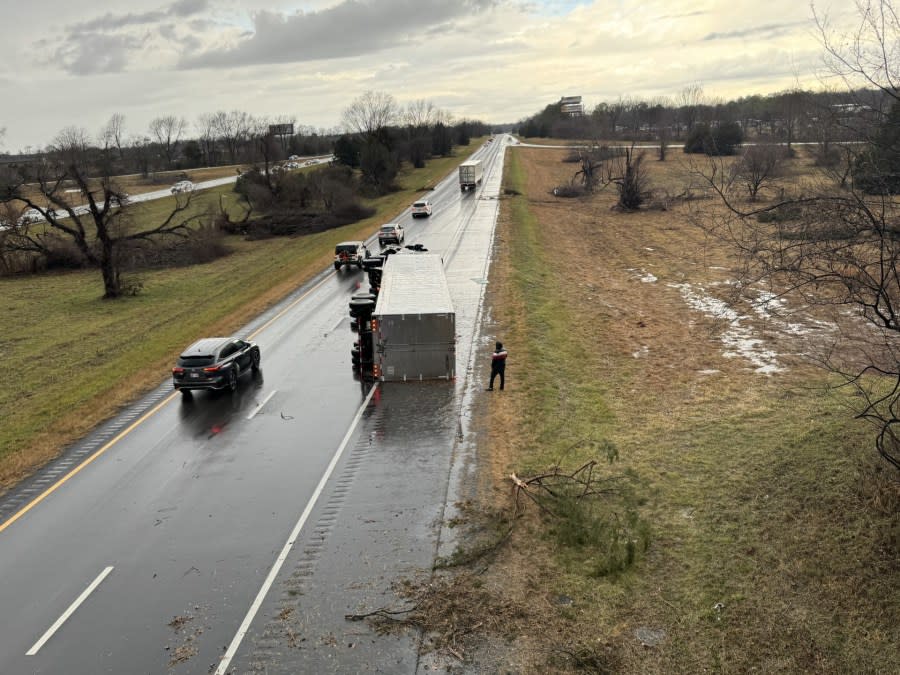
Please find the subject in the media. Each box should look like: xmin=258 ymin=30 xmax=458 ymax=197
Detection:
xmin=455 ymin=146 xmax=899 ymax=672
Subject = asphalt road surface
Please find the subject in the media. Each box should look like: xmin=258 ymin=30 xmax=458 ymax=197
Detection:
xmin=0 ymin=137 xmax=508 ymax=674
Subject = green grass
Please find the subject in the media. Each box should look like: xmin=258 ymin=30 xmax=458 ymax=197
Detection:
xmin=503 ymin=151 xmax=618 ymax=471
xmin=496 ymin=150 xmax=900 ymax=672
xmin=0 ymin=145 xmax=482 ymax=483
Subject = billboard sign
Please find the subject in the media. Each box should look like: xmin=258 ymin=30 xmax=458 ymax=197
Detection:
xmin=269 ymin=123 xmax=294 ymax=136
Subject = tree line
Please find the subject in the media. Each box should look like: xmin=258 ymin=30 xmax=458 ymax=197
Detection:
xmin=516 ymin=85 xmax=883 ymax=153
xmin=0 ymin=90 xmax=488 ymax=299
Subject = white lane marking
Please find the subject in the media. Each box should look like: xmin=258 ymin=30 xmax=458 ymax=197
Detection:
xmin=246 ymin=390 xmax=277 ymax=420
xmin=27 ymin=566 xmax=114 ymax=656
xmin=215 ymin=385 xmax=377 ymax=675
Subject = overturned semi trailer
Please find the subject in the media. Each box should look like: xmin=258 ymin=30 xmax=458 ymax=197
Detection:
xmin=372 ymin=254 xmax=456 ymax=382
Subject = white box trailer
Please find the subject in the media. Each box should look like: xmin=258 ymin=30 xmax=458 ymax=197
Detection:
xmin=372 ymin=254 xmax=456 ymax=381
xmin=459 ymin=160 xmax=483 ymax=191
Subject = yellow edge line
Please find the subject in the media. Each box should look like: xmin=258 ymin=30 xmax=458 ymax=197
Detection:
xmin=0 ymin=270 xmax=338 ymax=535
xmin=0 ymin=392 xmax=178 ymax=534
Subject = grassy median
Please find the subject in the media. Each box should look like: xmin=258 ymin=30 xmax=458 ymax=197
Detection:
xmin=0 ymin=147 xmax=479 ymax=487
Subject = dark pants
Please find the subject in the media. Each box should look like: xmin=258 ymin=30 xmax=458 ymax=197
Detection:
xmin=489 ymin=366 xmax=505 ymax=390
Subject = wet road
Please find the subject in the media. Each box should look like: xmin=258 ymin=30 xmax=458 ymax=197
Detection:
xmin=0 ymin=137 xmax=508 ymax=674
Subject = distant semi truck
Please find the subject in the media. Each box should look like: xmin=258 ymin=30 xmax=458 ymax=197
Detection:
xmin=371 ymin=254 xmax=455 ymax=382
xmin=459 ymin=160 xmax=483 ymax=191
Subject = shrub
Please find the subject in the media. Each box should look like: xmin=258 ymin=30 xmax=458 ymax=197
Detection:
xmin=756 ymin=202 xmax=803 ymax=223
xmin=42 ymin=235 xmax=88 ymax=270
xmin=552 ymin=184 xmax=587 ymax=198
xmin=684 ymin=122 xmax=743 ymax=156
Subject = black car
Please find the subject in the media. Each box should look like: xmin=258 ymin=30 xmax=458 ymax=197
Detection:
xmin=172 ymin=337 xmax=260 ymax=396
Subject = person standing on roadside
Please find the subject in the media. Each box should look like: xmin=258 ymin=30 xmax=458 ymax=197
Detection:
xmin=488 ymin=341 xmax=507 ymax=391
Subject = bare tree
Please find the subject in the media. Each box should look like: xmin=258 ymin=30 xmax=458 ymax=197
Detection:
xmin=0 ymin=127 xmax=200 ymax=298
xmin=342 ymin=91 xmax=398 ymax=144
xmin=814 ymin=0 xmax=900 ymax=103
xmin=212 ymin=110 xmax=253 ymax=165
xmin=605 ymin=145 xmax=651 ymax=210
xmin=249 ymin=118 xmax=280 ymax=193
xmin=401 ymin=99 xmax=444 ymax=168
xmin=100 ymin=113 xmax=126 ymax=161
xmin=731 ymin=144 xmax=785 ymax=201
xmin=130 ymin=135 xmax=153 ymax=177
xmin=149 ymin=115 xmax=187 ymax=168
xmin=775 ymin=88 xmax=807 ymax=152
xmin=697 ymin=0 xmax=900 ymax=471
xmin=403 ymin=99 xmax=438 ymax=128
xmin=676 ymin=83 xmax=706 ymax=135
xmin=195 ymin=113 xmax=218 ymax=167
xmin=572 ymin=146 xmax=602 ymax=192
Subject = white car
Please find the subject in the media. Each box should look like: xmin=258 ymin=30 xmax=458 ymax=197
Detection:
xmin=18 ymin=209 xmax=44 ymax=225
xmin=411 ymin=199 xmax=433 ymax=218
xmin=378 ymin=223 xmax=405 ymax=247
xmin=288 ymin=155 xmax=300 ymax=161
xmin=171 ymin=180 xmax=194 ymax=194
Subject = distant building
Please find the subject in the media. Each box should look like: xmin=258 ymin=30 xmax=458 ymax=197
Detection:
xmin=560 ymin=95 xmax=584 ymax=117
xmin=830 ymin=103 xmax=868 ymax=114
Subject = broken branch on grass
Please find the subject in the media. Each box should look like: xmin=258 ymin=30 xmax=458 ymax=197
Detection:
xmin=345 ymin=605 xmax=419 ymax=622
xmin=510 ymin=459 xmax=625 ymax=517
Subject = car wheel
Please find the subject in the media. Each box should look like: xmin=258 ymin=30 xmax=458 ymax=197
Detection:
xmin=334 ymin=262 xmax=341 ymax=270
xmin=251 ymin=350 xmax=261 ymax=373
xmin=228 ymin=367 xmax=239 ymax=392
xmin=180 ymin=389 xmax=192 ymax=399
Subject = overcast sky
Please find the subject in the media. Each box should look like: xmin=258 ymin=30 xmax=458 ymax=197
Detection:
xmin=0 ymin=0 xmax=856 ymax=151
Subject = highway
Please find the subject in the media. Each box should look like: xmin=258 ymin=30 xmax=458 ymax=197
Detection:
xmin=0 ymin=137 xmax=509 ymax=674
xmin=11 ymin=155 xmax=334 ymax=225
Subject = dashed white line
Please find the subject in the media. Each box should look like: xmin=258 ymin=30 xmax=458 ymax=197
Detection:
xmin=246 ymin=390 xmax=277 ymax=420
xmin=215 ymin=385 xmax=377 ymax=675
xmin=26 ymin=566 xmax=114 ymax=655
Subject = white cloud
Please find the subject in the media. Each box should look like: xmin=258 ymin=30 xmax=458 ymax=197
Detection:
xmin=0 ymin=0 xmax=860 ymax=150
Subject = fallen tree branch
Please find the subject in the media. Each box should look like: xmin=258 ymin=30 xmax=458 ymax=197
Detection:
xmin=344 ymin=605 xmax=418 ymax=622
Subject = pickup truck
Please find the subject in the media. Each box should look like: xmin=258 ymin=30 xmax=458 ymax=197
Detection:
xmin=378 ymin=223 xmax=405 ymax=247
xmin=334 ymin=241 xmax=368 ymax=270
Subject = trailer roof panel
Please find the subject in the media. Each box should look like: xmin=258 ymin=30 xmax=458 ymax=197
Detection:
xmin=375 ymin=254 xmax=454 ymax=316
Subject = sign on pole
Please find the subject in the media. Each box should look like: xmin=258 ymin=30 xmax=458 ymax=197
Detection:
xmin=269 ymin=123 xmax=294 ymax=136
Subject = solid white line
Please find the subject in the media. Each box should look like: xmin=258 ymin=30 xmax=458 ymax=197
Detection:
xmin=215 ymin=385 xmax=378 ymax=675
xmin=246 ymin=390 xmax=277 ymax=420
xmin=26 ymin=566 xmax=114 ymax=656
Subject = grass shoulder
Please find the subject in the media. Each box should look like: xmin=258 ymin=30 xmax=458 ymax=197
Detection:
xmin=443 ymin=145 xmax=900 ymax=672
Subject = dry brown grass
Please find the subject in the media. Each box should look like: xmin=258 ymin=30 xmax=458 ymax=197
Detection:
xmin=409 ymin=145 xmax=900 ymax=673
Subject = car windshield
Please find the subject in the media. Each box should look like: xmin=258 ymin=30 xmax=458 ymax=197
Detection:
xmin=335 ymin=245 xmax=357 ymax=254
xmin=380 ymin=225 xmax=396 ymax=232
xmin=413 ymin=202 xmax=426 ymax=207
